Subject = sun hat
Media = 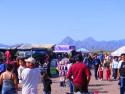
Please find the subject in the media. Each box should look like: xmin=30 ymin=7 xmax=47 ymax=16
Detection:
xmin=25 ymin=57 xmax=36 ymax=64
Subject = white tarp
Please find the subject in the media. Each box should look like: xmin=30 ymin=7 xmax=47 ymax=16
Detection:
xmin=31 ymin=44 xmax=54 ymax=49
xmin=77 ymin=48 xmax=89 ymax=53
xmin=17 ymin=44 xmax=54 ymax=50
xmin=17 ymin=44 xmax=32 ymax=50
xmin=111 ymin=46 xmax=125 ymax=56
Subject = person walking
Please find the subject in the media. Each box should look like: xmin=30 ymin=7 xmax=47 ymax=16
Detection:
xmin=117 ymin=53 xmax=125 ymax=94
xmin=93 ymin=54 xmax=101 ymax=80
xmin=105 ymin=66 xmax=111 ymax=81
xmin=112 ymin=56 xmax=119 ymax=80
xmin=0 ymin=59 xmax=6 ymax=93
xmin=98 ymin=64 xmax=103 ymax=81
xmin=42 ymin=72 xmax=52 ymax=94
xmin=66 ymin=54 xmax=91 ymax=94
xmin=21 ymin=57 xmax=41 ymax=94
xmin=17 ymin=58 xmax=26 ymax=84
xmin=0 ymin=64 xmax=18 ymax=94
xmin=67 ymin=57 xmax=76 ymax=94
xmin=5 ymin=50 xmax=11 ymax=64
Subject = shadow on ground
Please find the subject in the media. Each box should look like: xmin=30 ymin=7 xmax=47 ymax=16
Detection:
xmin=89 ymin=88 xmax=108 ymax=94
xmin=89 ymin=83 xmax=110 ymax=93
xmin=89 ymin=83 xmax=111 ymax=87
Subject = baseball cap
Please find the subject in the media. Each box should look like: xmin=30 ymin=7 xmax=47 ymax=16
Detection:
xmin=25 ymin=57 xmax=36 ymax=64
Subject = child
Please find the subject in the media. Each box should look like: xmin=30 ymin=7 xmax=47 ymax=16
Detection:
xmin=42 ymin=72 xmax=52 ymax=94
xmin=58 ymin=61 xmax=66 ymax=87
xmin=98 ymin=64 xmax=103 ymax=80
xmin=105 ymin=66 xmax=111 ymax=81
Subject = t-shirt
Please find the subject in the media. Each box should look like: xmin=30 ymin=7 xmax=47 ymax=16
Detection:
xmin=18 ymin=66 xmax=25 ymax=83
xmin=67 ymin=63 xmax=72 ymax=70
xmin=21 ymin=68 xmax=41 ymax=94
xmin=5 ymin=51 xmax=11 ymax=59
xmin=118 ymin=60 xmax=123 ymax=69
xmin=0 ymin=63 xmax=6 ymax=74
xmin=66 ymin=62 xmax=91 ymax=87
xmin=120 ymin=62 xmax=125 ymax=77
xmin=93 ymin=59 xmax=101 ymax=66
xmin=112 ymin=60 xmax=119 ymax=69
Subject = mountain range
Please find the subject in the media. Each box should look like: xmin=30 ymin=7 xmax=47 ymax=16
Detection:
xmin=0 ymin=43 xmax=9 ymax=49
xmin=1 ymin=37 xmax=125 ymax=51
xmin=59 ymin=37 xmax=125 ymax=51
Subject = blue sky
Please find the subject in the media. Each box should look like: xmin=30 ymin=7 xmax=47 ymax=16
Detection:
xmin=0 ymin=0 xmax=125 ymax=45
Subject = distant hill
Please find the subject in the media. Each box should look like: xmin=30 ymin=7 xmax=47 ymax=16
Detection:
xmin=0 ymin=43 xmax=9 ymax=49
xmin=59 ymin=37 xmax=125 ymax=51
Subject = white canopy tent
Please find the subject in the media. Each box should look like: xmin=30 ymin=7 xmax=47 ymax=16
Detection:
xmin=77 ymin=48 xmax=89 ymax=53
xmin=111 ymin=46 xmax=125 ymax=56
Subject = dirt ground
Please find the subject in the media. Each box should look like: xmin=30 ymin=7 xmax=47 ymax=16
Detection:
xmin=18 ymin=69 xmax=120 ymax=94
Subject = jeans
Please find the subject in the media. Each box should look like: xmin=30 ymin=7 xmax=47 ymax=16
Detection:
xmin=2 ymin=80 xmax=16 ymax=94
xmin=120 ymin=77 xmax=125 ymax=94
xmin=94 ymin=67 xmax=98 ymax=80
xmin=68 ymin=80 xmax=74 ymax=94
xmin=74 ymin=92 xmax=91 ymax=94
xmin=43 ymin=91 xmax=51 ymax=94
xmin=113 ymin=69 xmax=117 ymax=79
xmin=74 ymin=85 xmax=88 ymax=93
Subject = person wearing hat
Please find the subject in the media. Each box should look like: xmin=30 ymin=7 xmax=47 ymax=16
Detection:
xmin=21 ymin=57 xmax=41 ymax=94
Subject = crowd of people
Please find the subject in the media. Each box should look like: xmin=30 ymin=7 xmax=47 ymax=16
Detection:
xmin=0 ymin=50 xmax=125 ymax=94
xmin=55 ymin=52 xmax=125 ymax=94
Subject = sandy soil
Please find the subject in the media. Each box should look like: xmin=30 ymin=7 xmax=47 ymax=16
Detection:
xmin=18 ymin=69 xmax=120 ymax=94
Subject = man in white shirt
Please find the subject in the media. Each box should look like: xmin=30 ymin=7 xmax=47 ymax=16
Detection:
xmin=21 ymin=57 xmax=41 ymax=94
xmin=118 ymin=60 xmax=123 ymax=69
xmin=112 ymin=57 xmax=119 ymax=80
